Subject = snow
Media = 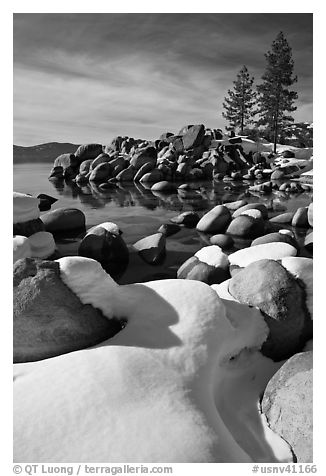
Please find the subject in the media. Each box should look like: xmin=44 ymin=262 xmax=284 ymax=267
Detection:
xmin=13 ymin=192 xmax=40 ymax=224
xmin=195 ymin=245 xmax=229 ymax=268
xmin=87 ymin=222 xmax=121 ymax=236
xmin=228 ymin=242 xmax=297 ymax=268
xmin=14 ymin=257 xmax=293 ymax=463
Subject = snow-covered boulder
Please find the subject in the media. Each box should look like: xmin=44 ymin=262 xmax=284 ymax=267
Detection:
xmin=14 ymin=256 xmax=293 ymax=463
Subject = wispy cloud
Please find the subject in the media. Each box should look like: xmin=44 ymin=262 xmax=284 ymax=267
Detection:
xmin=14 ymin=13 xmax=313 ymax=145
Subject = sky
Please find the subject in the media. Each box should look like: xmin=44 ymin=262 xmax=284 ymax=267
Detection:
xmin=13 ymin=13 xmax=313 ymax=146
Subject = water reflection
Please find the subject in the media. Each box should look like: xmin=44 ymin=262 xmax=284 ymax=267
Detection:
xmin=47 ymin=177 xmax=313 ymax=217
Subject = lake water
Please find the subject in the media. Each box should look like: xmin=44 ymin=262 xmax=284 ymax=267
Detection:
xmin=14 ymin=162 xmax=313 ymax=284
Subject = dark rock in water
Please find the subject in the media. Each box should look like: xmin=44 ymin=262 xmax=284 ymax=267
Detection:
xmin=213 ymin=172 xmax=225 ymax=180
xmin=251 ymin=232 xmax=298 ymax=250
xmin=133 ymin=233 xmax=166 ymax=265
xmin=307 ymin=202 xmax=313 ymax=227
xmin=140 ymin=169 xmax=163 ymax=183
xmin=182 ymin=124 xmax=205 ymax=150
xmin=170 ymin=211 xmax=200 ymax=228
xmin=75 ymin=173 xmax=89 ymax=185
xmin=115 ymin=165 xmax=136 ymax=181
xmin=48 ymin=166 xmax=64 ymax=179
xmin=41 ymin=207 xmax=86 ymax=233
xmin=37 ymin=194 xmax=58 ymax=212
xmin=232 ymin=202 xmax=268 ymax=219
xmin=74 ymin=144 xmax=103 ymax=163
xmin=269 ymin=212 xmax=294 ymax=224
xmin=89 ymin=162 xmax=112 ymax=182
xmin=130 ymin=146 xmax=157 ymax=170
xmin=196 ymin=205 xmax=232 ymax=234
xmin=78 ymin=225 xmax=129 ymax=279
xmin=249 ymin=181 xmax=272 ymax=194
xmin=292 ymin=207 xmax=309 ymax=228
xmin=230 ymin=171 xmax=242 ymax=180
xmin=13 ymin=218 xmax=45 ymax=237
xmin=304 ymin=231 xmax=313 ymax=253
xmin=271 ymin=169 xmax=285 ymax=180
xmin=177 ymin=255 xmax=229 ymax=285
xmin=209 ymin=234 xmax=234 ymax=250
xmin=133 ymin=162 xmax=155 ymax=182
xmin=261 ymin=351 xmax=313 ymax=462
xmin=151 ymin=181 xmax=176 ymax=192
xmin=98 ymin=182 xmax=117 ymax=191
xmin=13 ymin=258 xmax=122 ymax=363
xmin=89 ymin=153 xmax=111 ymax=170
xmin=158 ymin=223 xmax=181 ymax=237
xmin=228 ymin=259 xmax=310 ymax=360
xmin=282 ymin=150 xmax=296 ymax=158
xmin=79 ymin=159 xmax=93 ymax=174
xmin=226 ymin=215 xmax=265 ymax=239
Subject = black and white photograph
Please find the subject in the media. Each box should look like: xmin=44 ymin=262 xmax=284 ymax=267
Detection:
xmin=10 ymin=3 xmax=318 ymax=472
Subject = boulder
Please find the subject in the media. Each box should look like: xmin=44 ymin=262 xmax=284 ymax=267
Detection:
xmin=228 ymin=259 xmax=309 ymax=360
xmin=78 ymin=224 xmax=129 ymax=279
xmin=261 ymin=352 xmax=312 ymax=462
xmin=226 ymin=215 xmax=265 ymax=239
xmin=13 ymin=218 xmax=45 ymax=238
xmin=251 ymin=232 xmax=298 ymax=250
xmin=280 ymin=257 xmax=313 ymax=320
xmin=158 ymin=223 xmax=181 ymax=237
xmin=37 ymin=194 xmax=58 ymax=212
xmin=14 ymin=257 xmax=275 ymax=463
xmin=228 ymin=242 xmax=297 ymax=269
xmin=134 ymin=162 xmax=155 ymax=182
xmin=115 ymin=165 xmax=136 ymax=181
xmin=130 ymin=146 xmax=157 ymax=170
xmin=170 ymin=211 xmax=200 ymax=228
xmin=89 ymin=153 xmax=111 ymax=170
xmin=232 ymin=203 xmax=268 ymax=219
xmin=196 ymin=205 xmax=232 ymax=234
xmin=89 ymin=162 xmax=112 ymax=182
xmin=29 ymin=232 xmax=56 ymax=259
xmin=271 ymin=169 xmax=285 ymax=180
xmin=304 ymin=231 xmax=313 ymax=253
xmin=133 ymin=233 xmax=166 ymax=265
xmin=79 ymin=159 xmax=95 ymax=175
xmin=13 ymin=192 xmax=40 ymax=224
xmin=307 ymin=202 xmax=313 ymax=227
xmin=269 ymin=212 xmax=294 ymax=224
xmin=13 ymin=236 xmax=31 ymax=263
xmin=223 ymin=200 xmax=248 ymax=211
xmin=41 ymin=208 xmax=86 ymax=233
xmin=151 ymin=181 xmax=176 ymax=192
xmin=240 ymin=209 xmax=264 ymax=220
xmin=13 ymin=258 xmax=122 ymax=363
xmin=292 ymin=207 xmax=309 ymax=228
xmin=177 ymin=246 xmax=230 ymax=285
xmin=74 ymin=144 xmax=103 ymax=163
xmin=182 ymin=124 xmax=206 ymax=150
xmin=140 ymin=169 xmax=163 ymax=183
xmin=209 ymin=234 xmax=234 ymax=250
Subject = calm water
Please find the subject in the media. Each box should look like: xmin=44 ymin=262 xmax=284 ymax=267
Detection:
xmin=14 ymin=162 xmax=313 ymax=284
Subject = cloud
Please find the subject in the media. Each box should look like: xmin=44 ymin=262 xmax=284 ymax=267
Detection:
xmin=13 ymin=13 xmax=313 ymax=145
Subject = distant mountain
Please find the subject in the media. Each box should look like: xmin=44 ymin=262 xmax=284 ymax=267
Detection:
xmin=13 ymin=142 xmax=80 ymax=163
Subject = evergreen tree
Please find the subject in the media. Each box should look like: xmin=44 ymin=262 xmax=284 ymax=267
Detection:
xmin=222 ymin=65 xmax=257 ymax=134
xmin=256 ymin=31 xmax=298 ymax=152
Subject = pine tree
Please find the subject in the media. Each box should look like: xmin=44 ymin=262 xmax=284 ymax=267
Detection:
xmin=256 ymin=31 xmax=298 ymax=153
xmin=222 ymin=65 xmax=257 ymax=135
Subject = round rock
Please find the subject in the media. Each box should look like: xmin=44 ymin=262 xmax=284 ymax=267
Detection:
xmin=41 ymin=208 xmax=86 ymax=233
xmin=261 ymin=351 xmax=312 ymax=462
xmin=196 ymin=205 xmax=232 ymax=234
xmin=13 ymin=258 xmax=122 ymax=363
